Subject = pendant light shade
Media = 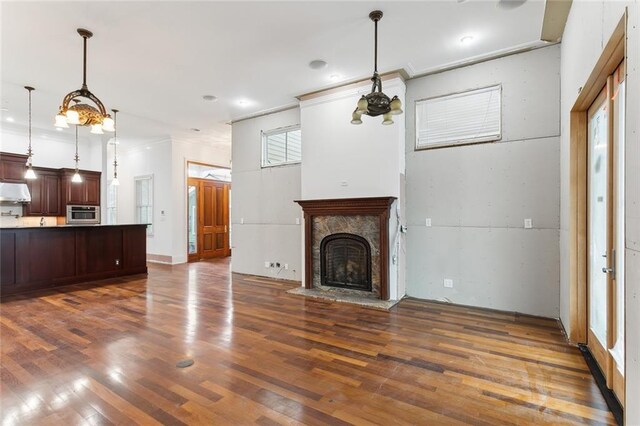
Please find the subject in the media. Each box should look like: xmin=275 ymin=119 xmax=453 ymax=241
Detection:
xmin=55 ymin=111 xmax=69 ymax=128
xmin=24 ymin=86 xmax=37 ymax=180
xmin=72 ymin=171 xmax=83 ymax=183
xmin=90 ymin=123 xmax=104 ymax=135
xmin=66 ymin=109 xmax=80 ymax=125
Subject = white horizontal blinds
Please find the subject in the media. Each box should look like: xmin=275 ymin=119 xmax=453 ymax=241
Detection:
xmin=266 ymin=132 xmax=287 ymax=165
xmin=135 ymin=176 xmax=153 ymax=235
xmin=264 ymin=127 xmax=301 ymax=166
xmin=286 ymin=129 xmax=302 ymax=162
xmin=416 ymin=85 xmax=501 ymax=148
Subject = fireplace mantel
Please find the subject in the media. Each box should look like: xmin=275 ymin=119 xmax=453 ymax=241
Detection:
xmin=295 ymin=196 xmax=396 ymax=300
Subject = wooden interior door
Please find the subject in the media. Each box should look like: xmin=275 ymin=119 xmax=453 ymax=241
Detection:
xmin=586 ymin=62 xmax=625 ymax=406
xmin=187 ymin=177 xmax=230 ymax=260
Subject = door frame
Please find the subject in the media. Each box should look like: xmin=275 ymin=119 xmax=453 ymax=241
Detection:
xmin=186 ymin=161 xmax=231 ymax=262
xmin=568 ymin=11 xmax=626 ymax=406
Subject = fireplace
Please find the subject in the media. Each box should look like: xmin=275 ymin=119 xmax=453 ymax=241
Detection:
xmin=320 ymin=233 xmax=372 ymax=291
xmin=295 ymin=197 xmax=396 ymax=300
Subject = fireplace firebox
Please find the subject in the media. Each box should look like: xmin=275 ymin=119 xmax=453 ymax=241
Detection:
xmin=320 ymin=233 xmax=372 ymax=291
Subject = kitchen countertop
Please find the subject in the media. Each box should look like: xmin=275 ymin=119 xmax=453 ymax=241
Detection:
xmin=0 ymin=224 xmax=149 ymax=230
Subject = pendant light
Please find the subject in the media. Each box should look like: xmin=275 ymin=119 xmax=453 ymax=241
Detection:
xmin=111 ymin=109 xmax=120 ymax=186
xmin=72 ymin=125 xmax=82 ymax=183
xmin=351 ymin=10 xmax=403 ymax=125
xmin=24 ymin=86 xmax=37 ymax=180
xmin=54 ymin=28 xmax=114 ymax=133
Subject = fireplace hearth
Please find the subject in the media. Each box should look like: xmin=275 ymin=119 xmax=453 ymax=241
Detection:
xmin=320 ymin=233 xmax=372 ymax=291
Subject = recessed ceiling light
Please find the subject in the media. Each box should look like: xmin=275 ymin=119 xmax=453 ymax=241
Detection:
xmin=329 ymin=74 xmax=342 ymax=82
xmin=202 ymin=95 xmax=217 ymax=102
xmin=5 ymin=117 xmax=14 ymax=122
xmin=460 ymin=35 xmax=475 ymax=45
xmin=237 ymin=99 xmax=253 ymax=107
xmin=497 ymin=0 xmax=527 ymax=10
xmin=309 ymin=59 xmax=328 ymax=70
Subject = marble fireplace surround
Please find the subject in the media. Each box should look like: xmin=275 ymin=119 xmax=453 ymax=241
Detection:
xmin=295 ymin=197 xmax=396 ymax=301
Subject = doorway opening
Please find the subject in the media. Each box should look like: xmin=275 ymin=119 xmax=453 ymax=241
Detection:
xmin=187 ymin=161 xmax=231 ymax=262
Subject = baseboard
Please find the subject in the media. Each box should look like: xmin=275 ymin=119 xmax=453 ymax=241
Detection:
xmin=578 ymin=344 xmax=623 ymax=425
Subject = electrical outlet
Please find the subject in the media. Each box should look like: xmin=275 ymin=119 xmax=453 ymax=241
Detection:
xmin=284 ymin=264 xmax=289 ymax=270
xmin=264 ymin=261 xmax=270 ymax=268
xmin=241 ymin=218 xmax=244 ymax=224
xmin=524 ymin=218 xmax=532 ymax=229
xmin=443 ymin=279 xmax=453 ymax=288
xmin=425 ymin=218 xmax=432 ymax=227
xmin=295 ymin=218 xmax=300 ymax=225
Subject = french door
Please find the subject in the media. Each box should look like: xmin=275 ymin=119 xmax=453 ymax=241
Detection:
xmin=587 ymin=61 xmax=625 ymax=405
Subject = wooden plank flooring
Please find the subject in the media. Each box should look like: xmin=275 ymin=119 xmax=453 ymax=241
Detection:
xmin=0 ymin=258 xmax=614 ymax=425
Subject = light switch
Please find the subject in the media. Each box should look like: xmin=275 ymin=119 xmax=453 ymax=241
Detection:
xmin=444 ymin=279 xmax=453 ymax=288
xmin=425 ymin=218 xmax=432 ymax=227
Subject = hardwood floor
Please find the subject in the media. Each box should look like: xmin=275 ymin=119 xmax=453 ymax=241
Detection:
xmin=0 ymin=258 xmax=614 ymax=425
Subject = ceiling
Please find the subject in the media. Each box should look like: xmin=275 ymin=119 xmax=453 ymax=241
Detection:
xmin=0 ymin=0 xmax=547 ymax=148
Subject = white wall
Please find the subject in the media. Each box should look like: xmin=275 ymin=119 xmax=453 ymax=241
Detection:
xmin=0 ymin=125 xmax=101 ymax=171
xmin=405 ymin=45 xmax=561 ymax=317
xmin=559 ymin=1 xmax=640 ymax=420
xmin=114 ymin=137 xmax=230 ymax=264
xmin=300 ymin=78 xmax=406 ymax=200
xmin=231 ymin=108 xmax=302 ymax=281
xmin=116 ymin=139 xmax=173 ymax=258
xmin=171 ymin=138 xmax=231 ymax=264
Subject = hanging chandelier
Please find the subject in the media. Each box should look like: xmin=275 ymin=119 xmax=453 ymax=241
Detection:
xmin=54 ymin=28 xmax=114 ymax=135
xmin=351 ymin=10 xmax=402 ymax=125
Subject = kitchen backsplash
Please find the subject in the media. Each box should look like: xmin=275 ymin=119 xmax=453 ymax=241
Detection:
xmin=0 ymin=205 xmax=60 ymax=227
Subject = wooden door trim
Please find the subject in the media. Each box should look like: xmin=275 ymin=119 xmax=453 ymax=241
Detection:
xmin=568 ymin=12 xmax=626 ymax=344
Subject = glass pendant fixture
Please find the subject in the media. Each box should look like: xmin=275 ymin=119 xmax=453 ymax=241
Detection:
xmin=24 ymin=86 xmax=37 ymax=180
xmin=54 ymin=28 xmax=114 ymax=132
xmin=351 ymin=10 xmax=403 ymax=125
xmin=72 ymin=125 xmax=82 ymax=183
xmin=111 ymin=109 xmax=120 ymax=186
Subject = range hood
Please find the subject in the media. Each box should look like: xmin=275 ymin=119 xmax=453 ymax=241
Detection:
xmin=0 ymin=182 xmax=31 ymax=204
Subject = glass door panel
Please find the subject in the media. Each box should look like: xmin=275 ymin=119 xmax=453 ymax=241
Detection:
xmin=188 ymin=185 xmax=197 ymax=255
xmin=588 ymin=90 xmax=609 ymax=352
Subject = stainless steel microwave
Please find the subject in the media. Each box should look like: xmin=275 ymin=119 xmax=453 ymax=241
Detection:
xmin=66 ymin=205 xmax=100 ymax=224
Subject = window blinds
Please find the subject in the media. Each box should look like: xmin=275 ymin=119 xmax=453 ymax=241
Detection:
xmin=416 ymin=85 xmax=501 ymax=149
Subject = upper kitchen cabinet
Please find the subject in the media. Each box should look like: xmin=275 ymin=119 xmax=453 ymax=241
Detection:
xmin=61 ymin=169 xmax=101 ymax=206
xmin=0 ymin=153 xmax=28 ymax=183
xmin=23 ymin=168 xmax=62 ymax=216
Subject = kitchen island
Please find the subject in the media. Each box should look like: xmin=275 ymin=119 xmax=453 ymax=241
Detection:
xmin=1 ymin=224 xmax=147 ymax=297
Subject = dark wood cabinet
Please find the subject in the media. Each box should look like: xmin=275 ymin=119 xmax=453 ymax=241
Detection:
xmin=0 ymin=152 xmax=28 ymax=183
xmin=0 ymin=225 xmax=147 ymax=296
xmin=61 ymin=169 xmax=101 ymax=206
xmin=23 ymin=169 xmax=62 ymax=216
